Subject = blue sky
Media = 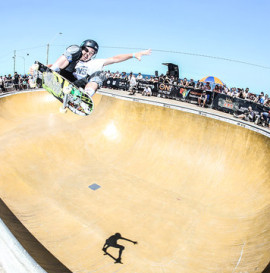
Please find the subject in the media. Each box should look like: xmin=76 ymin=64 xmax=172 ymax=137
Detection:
xmin=0 ymin=0 xmax=269 ymax=94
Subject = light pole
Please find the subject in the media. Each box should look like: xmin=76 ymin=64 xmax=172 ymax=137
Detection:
xmin=16 ymin=54 xmax=29 ymax=75
xmin=46 ymin=32 xmax=63 ymax=65
xmin=12 ymin=53 xmax=29 ymax=75
xmin=26 ymin=53 xmax=29 ymax=73
xmin=13 ymin=50 xmax=16 ymax=74
xmin=17 ymin=56 xmax=25 ymax=75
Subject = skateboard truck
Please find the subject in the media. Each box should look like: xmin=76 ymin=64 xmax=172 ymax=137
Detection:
xmin=63 ymin=86 xmax=72 ymax=94
xmin=60 ymin=87 xmax=72 ymax=113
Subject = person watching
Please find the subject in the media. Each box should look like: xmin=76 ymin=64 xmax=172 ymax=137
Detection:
xmin=204 ymin=82 xmax=211 ymax=91
xmin=188 ymin=79 xmax=195 ymax=89
xmin=142 ymin=86 xmax=152 ymax=96
xmin=213 ymin=84 xmax=221 ymax=93
xmin=136 ymin=73 xmax=143 ymax=81
xmin=128 ymin=73 xmax=137 ymax=95
xmin=198 ymin=90 xmax=208 ymax=107
xmin=233 ymin=106 xmax=255 ymax=122
xmin=195 ymin=81 xmax=203 ymax=90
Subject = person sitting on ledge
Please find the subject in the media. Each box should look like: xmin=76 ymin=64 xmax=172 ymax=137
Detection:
xmin=198 ymin=90 xmax=208 ymax=107
xmin=233 ymin=106 xmax=255 ymax=122
xmin=255 ymin=111 xmax=270 ymax=128
xmin=142 ymin=86 xmax=152 ymax=96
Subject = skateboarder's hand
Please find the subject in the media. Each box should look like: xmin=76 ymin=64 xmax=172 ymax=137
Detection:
xmin=29 ymin=64 xmax=38 ymax=76
xmin=29 ymin=63 xmax=47 ymax=76
xmin=134 ymin=49 xmax=151 ymax=61
xmin=133 ymin=241 xmax=138 ymax=245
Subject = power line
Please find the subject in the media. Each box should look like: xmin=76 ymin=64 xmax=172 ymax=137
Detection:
xmin=1 ymin=44 xmax=269 ymax=70
xmin=101 ymin=46 xmax=270 ymax=70
xmin=0 ymin=51 xmax=13 ymax=62
xmin=16 ymin=45 xmax=47 ymax=52
xmin=0 ymin=45 xmax=47 ymax=61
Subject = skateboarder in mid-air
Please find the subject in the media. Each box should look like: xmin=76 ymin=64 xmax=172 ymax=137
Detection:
xmin=49 ymin=39 xmax=151 ymax=98
xmin=30 ymin=39 xmax=151 ymax=112
xmin=102 ymin=233 xmax=137 ymax=263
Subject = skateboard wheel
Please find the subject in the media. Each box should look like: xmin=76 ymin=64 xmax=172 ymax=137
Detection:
xmin=59 ymin=106 xmax=67 ymax=114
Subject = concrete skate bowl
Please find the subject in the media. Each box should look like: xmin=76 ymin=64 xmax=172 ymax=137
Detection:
xmin=0 ymin=90 xmax=270 ymax=273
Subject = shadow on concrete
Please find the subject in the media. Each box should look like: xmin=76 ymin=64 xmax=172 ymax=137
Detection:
xmin=102 ymin=233 xmax=137 ymax=264
xmin=262 ymin=261 xmax=270 ymax=273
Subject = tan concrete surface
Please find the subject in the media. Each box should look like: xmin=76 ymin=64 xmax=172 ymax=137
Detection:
xmin=0 ymin=90 xmax=270 ymax=273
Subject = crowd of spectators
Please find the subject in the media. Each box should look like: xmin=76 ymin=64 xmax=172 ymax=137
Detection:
xmin=104 ymin=70 xmax=270 ymax=106
xmin=104 ymin=70 xmax=270 ymax=128
xmin=1 ymin=70 xmax=268 ymax=107
xmin=0 ymin=72 xmax=37 ymax=93
xmin=0 ymin=70 xmax=269 ymax=128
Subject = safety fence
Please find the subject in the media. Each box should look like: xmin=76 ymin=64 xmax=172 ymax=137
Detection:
xmin=103 ymin=78 xmax=270 ymax=115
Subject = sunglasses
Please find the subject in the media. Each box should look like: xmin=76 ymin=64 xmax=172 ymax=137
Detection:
xmin=83 ymin=47 xmax=95 ymax=54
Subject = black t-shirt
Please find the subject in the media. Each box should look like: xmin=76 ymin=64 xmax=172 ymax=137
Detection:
xmin=14 ymin=74 xmax=20 ymax=84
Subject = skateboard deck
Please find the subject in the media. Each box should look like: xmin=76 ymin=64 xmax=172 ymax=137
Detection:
xmin=34 ymin=61 xmax=94 ymax=116
xmin=103 ymin=250 xmax=123 ymax=264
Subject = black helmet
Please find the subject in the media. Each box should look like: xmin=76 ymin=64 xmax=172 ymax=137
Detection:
xmin=80 ymin=39 xmax=99 ymax=53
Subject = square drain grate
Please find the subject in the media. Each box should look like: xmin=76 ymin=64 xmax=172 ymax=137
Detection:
xmin=89 ymin=183 xmax=101 ymax=191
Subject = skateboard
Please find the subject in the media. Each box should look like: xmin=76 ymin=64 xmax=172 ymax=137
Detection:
xmin=103 ymin=249 xmax=123 ymax=264
xmin=33 ymin=61 xmax=94 ymax=116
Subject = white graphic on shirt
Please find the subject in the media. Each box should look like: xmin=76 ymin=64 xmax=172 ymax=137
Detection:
xmin=73 ymin=59 xmax=106 ymax=80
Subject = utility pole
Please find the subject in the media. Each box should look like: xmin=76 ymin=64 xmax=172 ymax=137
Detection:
xmin=13 ymin=50 xmax=16 ymax=74
xmin=46 ymin=32 xmax=62 ymax=65
xmin=17 ymin=56 xmax=26 ymax=75
xmin=46 ymin=44 xmax=49 ymax=65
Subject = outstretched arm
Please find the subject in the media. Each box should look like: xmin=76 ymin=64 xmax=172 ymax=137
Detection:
xmin=29 ymin=55 xmax=69 ymax=75
xmin=50 ymin=55 xmax=69 ymax=71
xmin=120 ymin=237 xmax=138 ymax=244
xmin=103 ymin=49 xmax=151 ymax=66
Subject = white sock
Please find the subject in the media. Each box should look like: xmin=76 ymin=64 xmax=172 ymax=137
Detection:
xmin=85 ymin=87 xmax=96 ymax=97
xmin=50 ymin=64 xmax=60 ymax=72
